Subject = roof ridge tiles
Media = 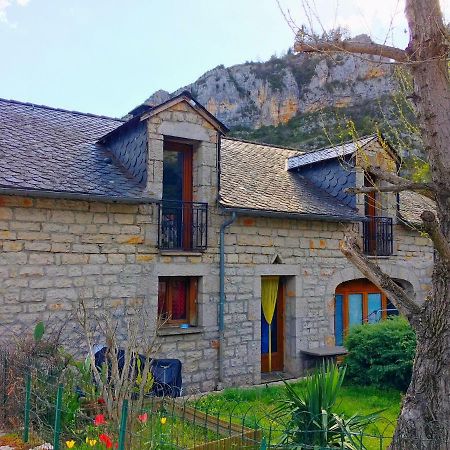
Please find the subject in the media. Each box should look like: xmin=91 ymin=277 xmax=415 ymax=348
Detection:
xmin=223 ymin=136 xmax=304 ymax=153
xmin=297 ymin=134 xmax=376 ymax=155
xmin=0 ymin=97 xmax=125 ymax=122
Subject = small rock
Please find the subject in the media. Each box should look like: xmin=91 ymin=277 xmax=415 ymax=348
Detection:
xmin=30 ymin=444 xmax=53 ymax=450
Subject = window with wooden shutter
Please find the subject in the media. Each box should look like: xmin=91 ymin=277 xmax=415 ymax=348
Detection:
xmin=158 ymin=277 xmax=198 ymax=326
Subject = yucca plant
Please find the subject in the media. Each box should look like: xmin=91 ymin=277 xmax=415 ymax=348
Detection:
xmin=273 ymin=362 xmax=381 ymax=449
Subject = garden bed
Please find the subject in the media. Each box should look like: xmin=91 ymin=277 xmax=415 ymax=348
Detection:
xmin=136 ymin=397 xmax=261 ymax=449
xmin=192 ymin=381 xmax=402 ymax=450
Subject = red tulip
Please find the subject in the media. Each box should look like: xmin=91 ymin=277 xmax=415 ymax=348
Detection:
xmin=99 ymin=433 xmax=113 ymax=449
xmin=94 ymin=414 xmax=107 ymax=426
xmin=97 ymin=397 xmax=106 ymax=405
xmin=137 ymin=412 xmax=148 ymax=424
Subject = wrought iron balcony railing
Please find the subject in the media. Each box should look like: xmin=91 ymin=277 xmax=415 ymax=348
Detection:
xmin=158 ymin=201 xmax=208 ymax=251
xmin=363 ymin=216 xmax=393 ymax=256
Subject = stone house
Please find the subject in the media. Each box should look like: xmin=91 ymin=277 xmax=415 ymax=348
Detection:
xmin=0 ymin=92 xmax=434 ymax=392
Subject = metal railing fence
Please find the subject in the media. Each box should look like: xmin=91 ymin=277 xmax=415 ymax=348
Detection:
xmin=157 ymin=201 xmax=208 ymax=251
xmin=0 ymin=352 xmax=447 ymax=450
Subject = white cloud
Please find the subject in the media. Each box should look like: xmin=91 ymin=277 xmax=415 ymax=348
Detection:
xmin=0 ymin=0 xmax=12 ymax=23
xmin=0 ymin=0 xmax=30 ymax=26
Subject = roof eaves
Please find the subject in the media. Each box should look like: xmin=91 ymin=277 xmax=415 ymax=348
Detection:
xmin=219 ymin=205 xmax=363 ymax=223
xmin=0 ymin=186 xmax=157 ymax=204
xmin=0 ymin=97 xmax=124 ymax=123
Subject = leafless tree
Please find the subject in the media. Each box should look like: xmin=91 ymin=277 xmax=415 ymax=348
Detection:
xmin=77 ymin=299 xmax=162 ymax=425
xmin=289 ymin=0 xmax=449 ymax=448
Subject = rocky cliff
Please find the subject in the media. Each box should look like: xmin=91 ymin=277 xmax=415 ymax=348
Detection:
xmin=140 ymin=38 xmax=425 ymax=174
xmin=143 ymin=36 xmax=396 ymax=131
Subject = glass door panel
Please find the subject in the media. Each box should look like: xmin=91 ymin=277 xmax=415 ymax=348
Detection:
xmin=368 ymin=293 xmax=382 ymax=323
xmin=335 ymin=294 xmax=344 ymax=346
xmin=163 ymin=150 xmax=184 ymax=201
xmin=387 ymin=298 xmax=399 ymax=317
xmin=348 ymin=293 xmax=363 ymax=327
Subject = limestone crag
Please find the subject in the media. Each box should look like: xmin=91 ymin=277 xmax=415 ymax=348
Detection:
xmin=144 ymin=36 xmax=396 ymax=129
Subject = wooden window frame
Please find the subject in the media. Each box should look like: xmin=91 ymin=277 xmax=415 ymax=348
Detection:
xmin=364 ymin=172 xmax=381 ymax=255
xmin=163 ymin=140 xmax=193 ymax=204
xmin=163 ymin=140 xmax=194 ymax=250
xmin=336 ymin=280 xmax=388 ymax=337
xmin=158 ymin=277 xmax=198 ymax=327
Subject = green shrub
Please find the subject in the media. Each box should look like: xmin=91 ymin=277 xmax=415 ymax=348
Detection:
xmin=274 ymin=363 xmax=381 ymax=449
xmin=344 ymin=316 xmax=416 ymax=391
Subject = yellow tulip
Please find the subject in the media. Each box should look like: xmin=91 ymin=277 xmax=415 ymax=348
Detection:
xmin=85 ymin=437 xmax=97 ymax=446
xmin=160 ymin=417 xmax=167 ymax=425
xmin=66 ymin=441 xmax=75 ymax=448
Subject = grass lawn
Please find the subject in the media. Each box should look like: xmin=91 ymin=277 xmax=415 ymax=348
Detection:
xmin=193 ymin=381 xmax=402 ymax=449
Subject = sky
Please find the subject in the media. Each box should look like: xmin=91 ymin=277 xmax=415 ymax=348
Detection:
xmin=0 ymin=0 xmax=449 ymax=118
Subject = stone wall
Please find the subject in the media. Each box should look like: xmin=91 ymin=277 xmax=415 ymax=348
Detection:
xmin=144 ymin=101 xmax=219 ymax=203
xmin=0 ymin=101 xmax=434 ymax=393
xmin=220 ymin=216 xmax=433 ymax=385
xmin=0 ymin=194 xmax=433 ymax=393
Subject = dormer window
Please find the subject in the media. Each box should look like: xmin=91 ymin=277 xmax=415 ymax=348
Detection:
xmin=163 ymin=141 xmax=193 ymax=203
xmin=158 ymin=140 xmax=208 ymax=251
xmin=363 ymin=172 xmax=393 ymax=256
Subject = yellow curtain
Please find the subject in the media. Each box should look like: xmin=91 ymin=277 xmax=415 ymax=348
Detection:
xmin=261 ymin=276 xmax=279 ymax=372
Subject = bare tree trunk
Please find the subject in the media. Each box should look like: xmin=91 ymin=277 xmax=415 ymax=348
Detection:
xmin=294 ymin=0 xmax=450 ymax=445
xmin=392 ymin=1 xmax=450 ymax=446
xmin=393 ymin=289 xmax=450 ymax=449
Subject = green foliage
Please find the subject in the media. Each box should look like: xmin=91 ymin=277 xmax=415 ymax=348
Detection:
xmin=194 ymin=380 xmax=400 ymax=449
xmin=33 ymin=321 xmax=45 ymax=342
xmin=250 ymin=57 xmax=287 ymax=92
xmin=290 ymin=56 xmax=318 ymax=87
xmin=274 ymin=363 xmax=382 ymax=449
xmin=134 ymin=357 xmax=154 ymax=395
xmin=410 ymin=156 xmax=431 ymax=182
xmin=229 ymin=101 xmax=384 ymax=151
xmin=344 ymin=316 xmax=416 ymax=391
xmin=227 ymin=68 xmax=247 ymax=97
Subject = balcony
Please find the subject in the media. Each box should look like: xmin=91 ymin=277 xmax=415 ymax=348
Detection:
xmin=158 ymin=201 xmax=208 ymax=251
xmin=363 ymin=216 xmax=393 ymax=256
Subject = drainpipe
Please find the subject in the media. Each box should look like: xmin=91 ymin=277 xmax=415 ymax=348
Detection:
xmin=218 ymin=211 xmax=237 ymax=384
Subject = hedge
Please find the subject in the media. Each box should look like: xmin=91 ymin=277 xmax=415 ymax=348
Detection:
xmin=344 ymin=316 xmax=416 ymax=391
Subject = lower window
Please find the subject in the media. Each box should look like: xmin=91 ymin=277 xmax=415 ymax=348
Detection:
xmin=334 ymin=279 xmax=398 ymax=345
xmin=158 ymin=277 xmax=198 ymax=326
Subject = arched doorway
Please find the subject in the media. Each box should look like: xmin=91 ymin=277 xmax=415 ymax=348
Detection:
xmin=335 ymin=279 xmax=398 ymax=345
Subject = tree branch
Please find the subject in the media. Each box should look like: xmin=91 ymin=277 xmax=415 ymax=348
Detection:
xmin=294 ymin=39 xmax=408 ymax=62
xmin=349 ymin=165 xmax=437 ymax=199
xmin=369 ymin=166 xmax=421 ymax=186
xmin=420 ymin=210 xmax=450 ymax=268
xmin=346 ymin=182 xmax=433 ymax=196
xmin=340 ymin=234 xmax=421 ymax=318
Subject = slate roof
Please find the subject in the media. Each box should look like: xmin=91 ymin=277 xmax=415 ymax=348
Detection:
xmin=219 ymin=138 xmax=362 ymax=221
xmin=286 ymin=136 xmax=376 ymax=170
xmin=398 ymin=191 xmax=436 ymax=226
xmin=0 ymin=98 xmax=432 ymax=225
xmin=0 ymin=99 xmax=148 ymax=200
